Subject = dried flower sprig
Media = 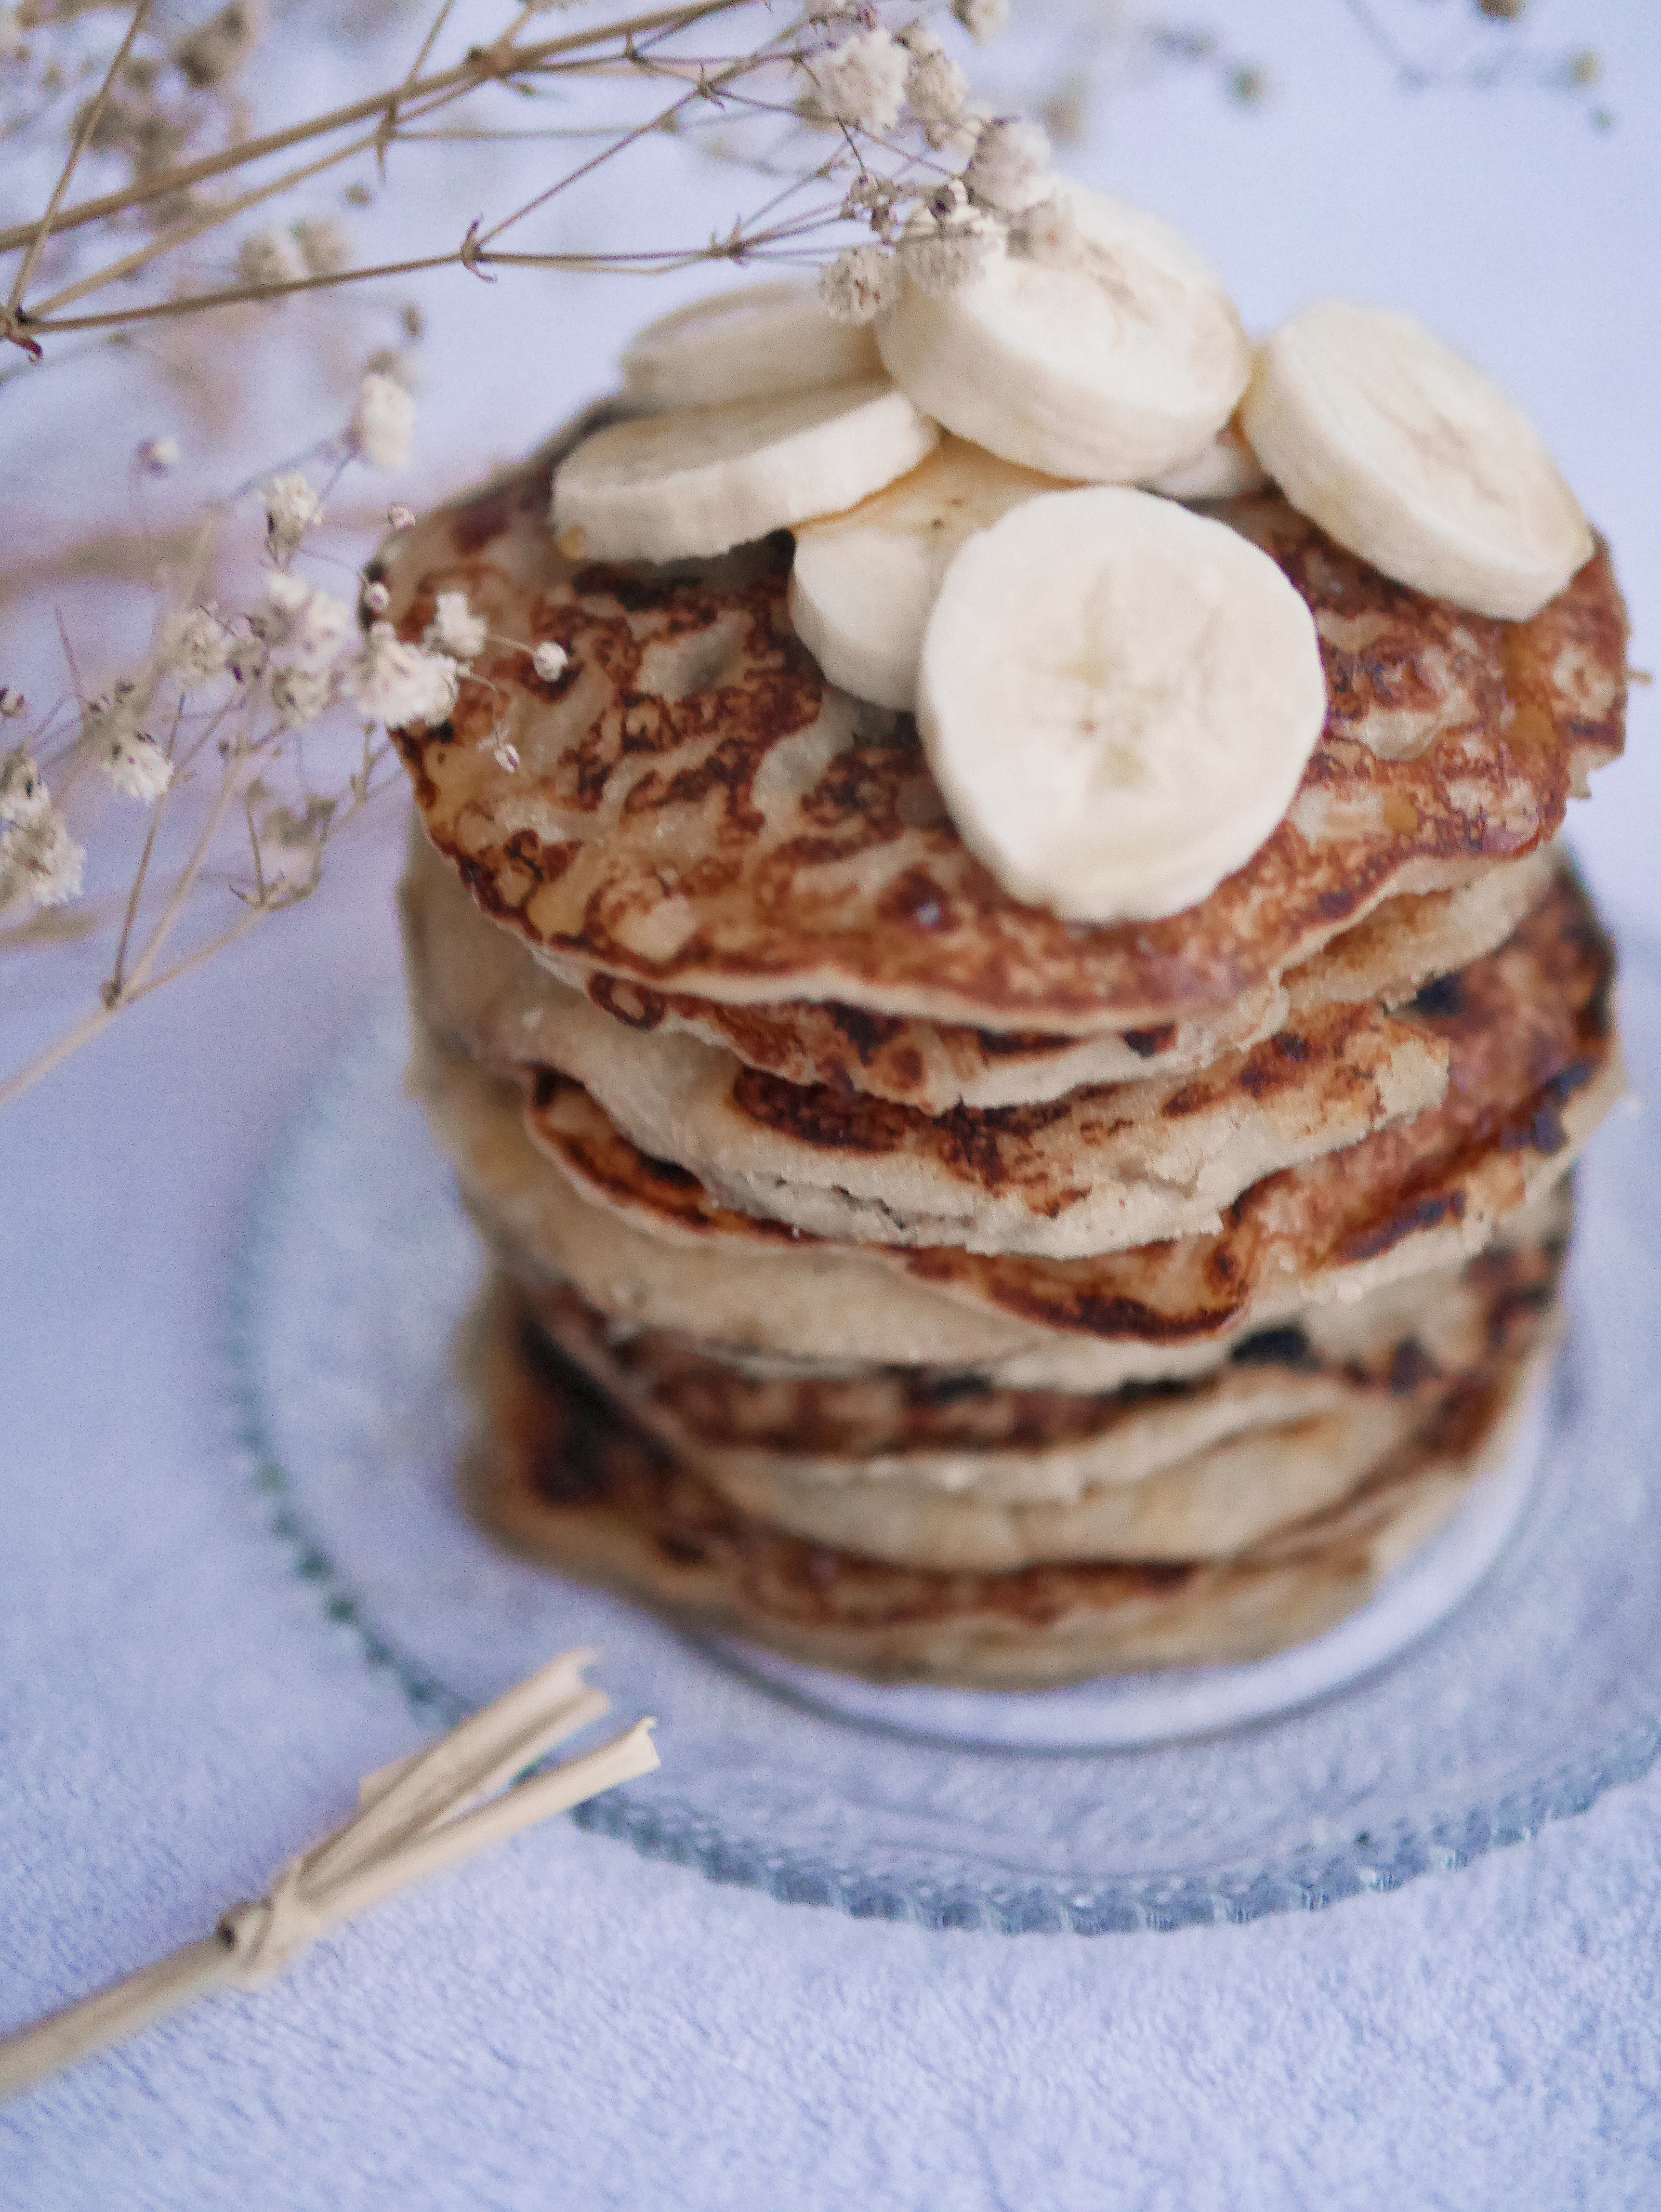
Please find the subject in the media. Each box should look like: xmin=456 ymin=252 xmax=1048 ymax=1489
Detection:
xmin=0 ymin=361 xmax=456 ymax=1106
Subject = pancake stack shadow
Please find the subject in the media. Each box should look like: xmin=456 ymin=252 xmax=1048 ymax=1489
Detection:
xmin=386 ymin=452 xmax=1628 ymax=1689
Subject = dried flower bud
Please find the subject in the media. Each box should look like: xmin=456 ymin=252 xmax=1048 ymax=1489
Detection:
xmin=423 ymin=590 xmax=488 ymax=663
xmin=819 ymin=245 xmax=900 ymax=326
xmin=263 ymin=573 xmax=351 ymax=669
xmin=291 ymin=216 xmax=349 ymax=278
xmin=264 ymin=472 xmax=322 ymax=559
xmin=964 ymin=116 xmax=1052 ymax=213
xmin=173 ymin=0 xmax=262 ymax=89
xmin=387 ymin=503 xmax=415 ymax=531
xmin=532 ymin=641 xmax=569 ymax=684
xmin=270 ymin=665 xmax=335 ymax=728
xmin=0 ymin=687 xmax=26 ymax=722
xmin=0 ymin=807 xmax=84 ymax=915
xmin=255 ymin=793 xmax=333 ymax=899
xmin=809 ymin=27 xmax=909 ymax=133
xmin=0 ymin=746 xmax=47 ymax=825
xmin=137 ymin=435 xmax=179 ymax=475
xmin=952 ymin=0 xmax=1008 ymax=43
xmin=167 ymin=605 xmax=231 ymax=689
xmin=906 ymin=45 xmax=969 ymax=137
xmin=492 ymin=740 xmax=520 ymax=772
xmin=362 ymin=579 xmax=391 ymax=615
xmin=350 ymin=371 xmax=416 ymax=470
xmin=343 ymin=623 xmax=459 ymax=728
xmin=238 ymin=227 xmax=305 ymax=294
xmin=102 ymin=728 xmax=173 ymax=803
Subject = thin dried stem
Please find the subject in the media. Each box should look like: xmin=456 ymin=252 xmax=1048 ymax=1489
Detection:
xmin=0 ymin=0 xmax=760 ymax=260
xmin=6 ymin=0 xmax=155 ymax=317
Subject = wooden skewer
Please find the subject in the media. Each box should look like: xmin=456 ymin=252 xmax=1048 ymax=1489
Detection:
xmin=0 ymin=1653 xmax=658 ymax=2101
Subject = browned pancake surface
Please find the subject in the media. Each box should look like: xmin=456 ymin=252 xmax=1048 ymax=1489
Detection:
xmin=385 ymin=451 xmax=1625 ymax=1031
xmin=503 ymin=868 xmax=1614 ymax=1350
xmin=513 ymin=1224 xmax=1565 ymax=1462
xmin=464 ymin=1279 xmax=1540 ymax=1684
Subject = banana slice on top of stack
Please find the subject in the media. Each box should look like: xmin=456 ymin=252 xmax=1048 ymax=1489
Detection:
xmin=553 ymin=178 xmax=1595 ymax=925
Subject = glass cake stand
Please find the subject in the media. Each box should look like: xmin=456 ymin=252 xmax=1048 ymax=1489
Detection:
xmin=231 ymin=916 xmax=1661 ymax=1933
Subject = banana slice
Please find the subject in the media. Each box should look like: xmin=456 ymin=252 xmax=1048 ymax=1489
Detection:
xmin=620 ymin=281 xmax=882 ymax=409
xmin=875 ymin=185 xmax=1251 ymax=483
xmin=552 ymin=383 xmax=939 ymax=563
xmin=918 ymin=487 xmax=1328 ymax=922
xmin=1144 ymin=421 xmax=1268 ymax=502
xmin=1239 ymin=301 xmax=1592 ymax=620
xmin=789 ymin=436 xmax=1070 ymax=711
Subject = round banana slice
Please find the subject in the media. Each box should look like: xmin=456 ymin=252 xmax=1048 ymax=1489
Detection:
xmin=875 ymin=185 xmax=1251 ymax=483
xmin=552 ymin=383 xmax=939 ymax=563
xmin=789 ymin=436 xmax=1070 ymax=711
xmin=1144 ymin=421 xmax=1268 ymax=502
xmin=918 ymin=487 xmax=1328 ymax=923
xmin=1239 ymin=301 xmax=1592 ymax=620
xmin=620 ymin=281 xmax=882 ymax=409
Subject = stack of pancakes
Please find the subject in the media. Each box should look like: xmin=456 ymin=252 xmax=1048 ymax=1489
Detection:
xmin=383 ymin=438 xmax=1628 ymax=1688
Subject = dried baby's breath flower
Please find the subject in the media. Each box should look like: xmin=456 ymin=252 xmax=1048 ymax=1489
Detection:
xmin=532 ymin=640 xmax=569 ymax=683
xmin=102 ymin=728 xmax=173 ymax=803
xmin=424 ymin=590 xmax=488 ymax=663
xmin=492 ymin=739 xmax=520 ymax=771
xmin=260 ymin=572 xmax=351 ymax=669
xmin=841 ymin=172 xmax=900 ymax=237
xmin=269 ymin=665 xmax=335 ymax=728
xmin=350 ymin=372 xmax=416 ymax=470
xmin=963 ymin=116 xmax=1052 ymax=212
xmin=343 ymin=621 xmax=458 ymax=727
xmin=238 ymin=228 xmax=306 ymax=293
xmin=173 ymin=0 xmax=263 ymax=90
xmin=253 ymin=791 xmax=334 ymax=898
xmin=0 ymin=689 xmax=26 ymax=723
xmin=291 ymin=216 xmax=349 ymax=278
xmin=264 ymin=472 xmax=322 ymax=559
xmin=810 ymin=27 xmax=909 ymax=133
xmin=166 ymin=606 xmax=232 ymax=689
xmin=0 ymin=747 xmax=48 ymax=826
xmin=0 ymin=806 xmax=84 ymax=913
xmin=905 ymin=43 xmax=969 ymax=139
xmin=386 ymin=504 xmax=416 ymax=532
xmin=819 ymin=244 xmax=900 ymax=326
xmin=952 ymin=0 xmax=1008 ymax=45
xmin=137 ymin=435 xmax=179 ymax=476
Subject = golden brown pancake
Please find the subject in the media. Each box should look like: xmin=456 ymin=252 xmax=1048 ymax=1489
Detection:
xmin=381 ymin=448 xmax=1625 ymax=1032
xmin=461 ymin=1276 xmax=1545 ymax=1685
xmin=453 ymin=866 xmax=1616 ymax=1363
xmin=504 ymin=958 xmax=1448 ymax=1261
xmin=514 ymin=1222 xmax=1563 ymax=1506
xmin=403 ymin=816 xmax=1555 ymax=1111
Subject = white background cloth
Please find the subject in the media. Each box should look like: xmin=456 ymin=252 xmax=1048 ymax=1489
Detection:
xmin=4 ymin=3 xmax=1660 ymax=2203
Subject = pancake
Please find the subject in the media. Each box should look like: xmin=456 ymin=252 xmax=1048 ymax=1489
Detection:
xmin=461 ymin=1275 xmax=1544 ymax=1685
xmin=475 ymin=866 xmax=1614 ymax=1369
xmin=496 ymin=946 xmax=1450 ymax=1266
xmin=381 ymin=447 xmax=1625 ymax=1032
xmin=403 ymin=818 xmax=1555 ymax=1112
xmin=513 ymin=1223 xmax=1562 ymax=1513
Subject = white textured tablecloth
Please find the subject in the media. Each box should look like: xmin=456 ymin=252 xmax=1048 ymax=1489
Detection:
xmin=4 ymin=4 xmax=1660 ymax=2203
